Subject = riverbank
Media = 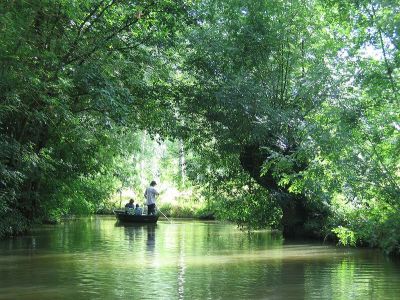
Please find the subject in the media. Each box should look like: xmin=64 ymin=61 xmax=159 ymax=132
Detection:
xmin=95 ymin=206 xmax=215 ymax=220
xmin=96 ymin=196 xmax=215 ymax=220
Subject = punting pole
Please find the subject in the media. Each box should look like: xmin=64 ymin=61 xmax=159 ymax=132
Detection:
xmin=156 ymin=206 xmax=172 ymax=223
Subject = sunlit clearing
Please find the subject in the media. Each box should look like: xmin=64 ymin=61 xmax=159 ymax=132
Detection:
xmin=359 ymin=44 xmax=383 ymax=60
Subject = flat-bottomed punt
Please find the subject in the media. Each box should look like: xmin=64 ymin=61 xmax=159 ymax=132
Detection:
xmin=114 ymin=210 xmax=159 ymax=223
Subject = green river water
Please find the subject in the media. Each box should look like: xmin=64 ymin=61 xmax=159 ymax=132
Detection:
xmin=0 ymin=216 xmax=399 ymax=299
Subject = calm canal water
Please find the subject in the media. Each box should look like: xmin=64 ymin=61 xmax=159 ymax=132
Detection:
xmin=0 ymin=216 xmax=399 ymax=299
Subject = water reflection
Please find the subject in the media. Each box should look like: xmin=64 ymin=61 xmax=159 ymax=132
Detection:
xmin=146 ymin=224 xmax=156 ymax=255
xmin=0 ymin=217 xmax=400 ymax=300
xmin=177 ymin=227 xmax=186 ymax=300
xmin=117 ymin=223 xmax=157 ymax=255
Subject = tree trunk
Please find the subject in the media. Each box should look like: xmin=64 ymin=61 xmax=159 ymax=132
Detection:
xmin=178 ymin=139 xmax=186 ymax=186
xmin=239 ymin=144 xmax=323 ymax=237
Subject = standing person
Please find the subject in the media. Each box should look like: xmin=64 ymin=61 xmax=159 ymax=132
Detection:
xmin=144 ymin=181 xmax=159 ymax=215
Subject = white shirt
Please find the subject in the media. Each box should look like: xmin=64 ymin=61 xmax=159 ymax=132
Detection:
xmin=144 ymin=186 xmax=159 ymax=205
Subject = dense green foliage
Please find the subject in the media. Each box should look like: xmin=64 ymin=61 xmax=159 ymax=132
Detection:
xmin=0 ymin=0 xmax=399 ymax=254
xmin=304 ymin=0 xmax=400 ymax=254
xmin=0 ymin=0 xmax=191 ymax=231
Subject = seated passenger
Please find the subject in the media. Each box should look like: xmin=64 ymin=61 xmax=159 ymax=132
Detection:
xmin=134 ymin=204 xmax=143 ymax=216
xmin=125 ymin=199 xmax=135 ymax=214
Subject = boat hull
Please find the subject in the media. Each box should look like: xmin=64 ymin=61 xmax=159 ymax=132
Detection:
xmin=114 ymin=210 xmax=159 ymax=223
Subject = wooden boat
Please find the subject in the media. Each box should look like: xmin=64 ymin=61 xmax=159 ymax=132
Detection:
xmin=114 ymin=210 xmax=159 ymax=223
